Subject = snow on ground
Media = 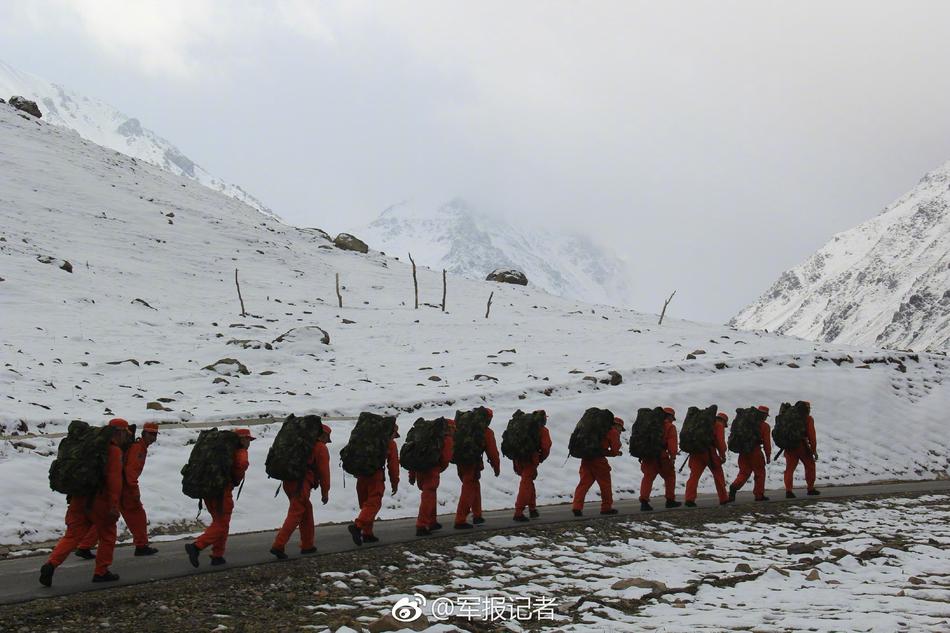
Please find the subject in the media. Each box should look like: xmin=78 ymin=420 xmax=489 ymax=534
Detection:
xmin=359 ymin=494 xmax=950 ymax=631
xmin=1 ymin=103 xmax=949 ymax=548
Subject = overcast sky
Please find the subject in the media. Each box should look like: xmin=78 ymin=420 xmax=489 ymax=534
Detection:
xmin=3 ymin=1 xmax=950 ymax=322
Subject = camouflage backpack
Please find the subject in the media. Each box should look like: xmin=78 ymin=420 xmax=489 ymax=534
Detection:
xmin=340 ymin=412 xmax=396 ymax=477
xmin=772 ymin=401 xmax=809 ymax=450
xmin=568 ymin=407 xmax=614 ymax=459
xmin=265 ymin=414 xmax=325 ymax=481
xmin=629 ymin=407 xmax=666 ymax=458
xmin=48 ymin=421 xmax=116 ymax=497
xmin=181 ymin=428 xmax=242 ymax=499
xmin=451 ymin=407 xmax=492 ymax=465
xmin=399 ymin=417 xmax=448 ymax=472
xmin=728 ymin=407 xmax=766 ymax=454
xmin=501 ymin=410 xmax=544 ymax=460
xmin=679 ymin=405 xmax=718 ymax=454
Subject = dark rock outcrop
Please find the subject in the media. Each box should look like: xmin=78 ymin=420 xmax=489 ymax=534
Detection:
xmin=333 ymin=233 xmax=369 ymax=253
xmin=9 ymin=96 xmax=42 ymax=118
xmin=486 ymin=268 xmax=528 ymax=285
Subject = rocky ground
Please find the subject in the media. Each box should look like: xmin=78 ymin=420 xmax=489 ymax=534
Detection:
xmin=2 ymin=491 xmax=948 ymax=633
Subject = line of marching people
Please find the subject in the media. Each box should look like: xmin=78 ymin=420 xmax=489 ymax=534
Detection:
xmin=38 ymin=402 xmax=818 ymax=587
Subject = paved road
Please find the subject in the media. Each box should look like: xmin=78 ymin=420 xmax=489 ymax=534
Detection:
xmin=2 ymin=479 xmax=947 ymax=605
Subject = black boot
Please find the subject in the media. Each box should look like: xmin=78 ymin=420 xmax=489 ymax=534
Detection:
xmin=785 ymin=490 xmax=796 ymax=499
xmin=755 ymin=496 xmax=770 ymax=502
xmin=210 ymin=556 xmax=227 ymax=566
xmin=362 ymin=535 xmax=380 ymax=544
xmin=430 ymin=522 xmax=443 ymax=531
xmin=347 ymin=523 xmax=364 ymax=546
xmin=454 ymin=522 xmax=474 ymax=530
xmin=92 ymin=571 xmax=120 ymax=583
xmin=301 ymin=547 xmax=318 ymax=554
xmin=415 ymin=527 xmax=431 ymax=536
xmin=473 ymin=516 xmax=486 ymax=525
xmin=572 ymin=509 xmax=583 ymax=517
xmin=39 ymin=563 xmax=55 ymax=587
xmin=807 ymin=489 xmax=821 ymax=496
xmin=600 ymin=508 xmax=618 ymax=515
xmin=529 ymin=509 xmax=540 ymax=518
xmin=270 ymin=548 xmax=288 ymax=560
xmin=134 ymin=546 xmax=159 ymax=557
xmin=684 ymin=501 xmax=697 ymax=508
xmin=728 ymin=486 xmax=737 ymax=502
xmin=665 ymin=499 xmax=682 ymax=509
xmin=640 ymin=501 xmax=653 ymax=512
xmin=74 ymin=548 xmax=95 ymax=560
xmin=185 ymin=543 xmax=200 ymax=568
xmin=513 ymin=515 xmax=529 ymax=522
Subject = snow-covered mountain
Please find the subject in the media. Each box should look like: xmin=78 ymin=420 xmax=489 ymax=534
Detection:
xmin=354 ymin=199 xmax=635 ymax=307
xmin=0 ymin=59 xmax=277 ymax=220
xmin=732 ymin=161 xmax=950 ymax=352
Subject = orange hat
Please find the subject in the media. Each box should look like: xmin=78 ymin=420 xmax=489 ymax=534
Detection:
xmin=108 ymin=418 xmax=129 ymax=429
xmin=485 ymin=407 xmax=494 ymax=418
xmin=143 ymin=422 xmax=159 ymax=433
xmin=663 ymin=407 xmax=676 ymax=419
xmin=322 ymin=424 xmax=332 ymax=437
xmin=613 ymin=416 xmax=625 ymax=430
xmin=235 ymin=428 xmax=256 ymax=441
xmin=716 ymin=412 xmax=729 ymax=422
xmin=757 ymin=405 xmax=770 ymax=414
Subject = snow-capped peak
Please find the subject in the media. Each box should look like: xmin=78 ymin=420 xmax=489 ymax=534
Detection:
xmin=0 ymin=58 xmax=277 ymax=220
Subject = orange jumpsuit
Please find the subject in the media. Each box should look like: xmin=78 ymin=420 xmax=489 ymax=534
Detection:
xmin=639 ymin=420 xmax=678 ymax=502
xmin=513 ymin=426 xmax=553 ymax=518
xmin=784 ymin=416 xmax=817 ymax=492
xmin=47 ymin=440 xmax=123 ymax=576
xmin=411 ymin=430 xmax=454 ymax=529
xmin=685 ymin=420 xmax=728 ymax=503
xmin=194 ymin=448 xmax=249 ymax=557
xmin=455 ymin=428 xmax=501 ymax=524
xmin=273 ymin=441 xmax=330 ymax=552
xmin=354 ymin=440 xmax=399 ymax=537
xmin=80 ymin=439 xmax=151 ymax=549
xmin=731 ymin=420 xmax=772 ymax=499
xmin=572 ymin=427 xmax=622 ymax=512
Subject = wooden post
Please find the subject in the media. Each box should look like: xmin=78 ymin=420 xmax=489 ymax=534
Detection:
xmin=408 ymin=252 xmax=419 ymax=309
xmin=658 ymin=290 xmax=676 ymax=325
xmin=335 ymin=272 xmax=343 ymax=308
xmin=235 ymin=268 xmax=246 ymax=317
xmin=485 ymin=291 xmax=494 ymax=319
xmin=441 ymin=269 xmax=447 ymax=312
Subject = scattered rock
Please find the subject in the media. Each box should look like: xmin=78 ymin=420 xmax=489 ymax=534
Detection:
xmin=787 ymin=540 xmax=825 ymax=555
xmin=734 ymin=563 xmax=753 ymax=573
xmin=486 ymin=268 xmax=528 ymax=285
xmin=9 ymin=96 xmax=42 ymax=118
xmin=146 ymin=401 xmax=171 ymax=411
xmin=106 ymin=359 xmax=140 ymax=367
xmin=212 ymin=377 xmax=229 ymax=385
xmin=786 ymin=363 xmax=800 ymax=369
xmin=202 ymin=358 xmax=250 ymax=376
xmin=714 ymin=362 xmax=728 ymax=370
xmin=368 ymin=612 xmax=430 ymax=632
xmin=805 ymin=569 xmax=821 ymax=581
xmin=428 ymin=375 xmax=442 ymax=382
xmin=686 ymin=354 xmax=697 ymax=360
xmin=473 ymin=374 xmax=498 ymax=382
xmin=908 ymin=576 xmax=925 ymax=585
xmin=333 ymin=233 xmax=369 ymax=253
xmin=690 ymin=349 xmax=706 ymax=356
xmin=341 ymin=318 xmax=356 ymax=324
xmin=36 ymin=255 xmax=72 ymax=273
xmin=272 ymin=326 xmax=330 ymax=346
xmin=131 ymin=298 xmax=156 ymax=309
xmin=599 ymin=370 xmax=623 ymax=386
xmin=611 ymin=577 xmax=668 ymax=592
xmin=226 ymin=339 xmax=273 ymax=350
xmin=259 ymin=370 xmax=276 ymax=376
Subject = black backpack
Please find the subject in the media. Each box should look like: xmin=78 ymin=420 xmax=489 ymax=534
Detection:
xmin=340 ymin=412 xmax=396 ymax=477
xmin=181 ymin=428 xmax=242 ymax=499
xmin=772 ymin=401 xmax=810 ymax=450
xmin=48 ymin=421 xmax=115 ymax=497
xmin=679 ymin=405 xmax=718 ymax=454
xmin=728 ymin=407 xmax=766 ymax=454
xmin=629 ymin=407 xmax=666 ymax=458
xmin=568 ymin=407 xmax=614 ymax=459
xmin=265 ymin=414 xmax=325 ymax=481
xmin=501 ymin=410 xmax=544 ymax=460
xmin=399 ymin=417 xmax=448 ymax=471
xmin=451 ymin=407 xmax=492 ymax=465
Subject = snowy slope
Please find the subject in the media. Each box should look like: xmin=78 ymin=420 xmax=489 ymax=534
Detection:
xmin=0 ymin=104 xmax=947 ymax=548
xmin=354 ymin=198 xmax=635 ymax=307
xmin=0 ymin=59 xmax=277 ymax=220
xmin=732 ymin=162 xmax=950 ymax=351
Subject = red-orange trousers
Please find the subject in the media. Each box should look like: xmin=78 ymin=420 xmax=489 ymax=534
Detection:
xmin=455 ymin=464 xmax=483 ymax=524
xmin=513 ymin=460 xmax=538 ymax=516
xmin=685 ymin=452 xmax=728 ymax=503
xmin=784 ymin=446 xmax=816 ymax=491
xmin=47 ymin=496 xmax=118 ymax=576
xmin=194 ymin=491 xmax=234 ymax=557
xmin=639 ymin=455 xmax=676 ymax=502
xmin=79 ymin=488 xmax=149 ymax=549
xmin=272 ymin=480 xmax=315 ymax=551
xmin=355 ymin=470 xmax=385 ymax=536
xmin=572 ymin=457 xmax=613 ymax=511
xmin=415 ymin=470 xmax=440 ymax=529
xmin=732 ymin=448 xmax=767 ymax=498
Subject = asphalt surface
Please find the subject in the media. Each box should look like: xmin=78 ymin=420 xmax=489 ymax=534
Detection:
xmin=2 ymin=479 xmax=947 ymax=605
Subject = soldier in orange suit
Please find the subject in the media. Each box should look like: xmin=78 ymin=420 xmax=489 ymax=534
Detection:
xmin=730 ymin=406 xmax=773 ymax=501
xmin=348 ymin=424 xmax=400 ymax=545
xmin=639 ymin=407 xmax=681 ymax=511
xmin=76 ymin=421 xmax=160 ymax=559
xmin=410 ymin=419 xmax=455 ymax=536
xmin=40 ymin=418 xmax=130 ymax=587
xmin=571 ymin=417 xmax=623 ymax=516
xmin=784 ymin=401 xmax=819 ymax=498
xmin=269 ymin=425 xmax=331 ymax=558
xmin=454 ymin=408 xmax=501 ymax=529
xmin=513 ymin=411 xmax=553 ymax=522
xmin=185 ymin=428 xmax=252 ymax=567
xmin=685 ymin=412 xmax=730 ymax=506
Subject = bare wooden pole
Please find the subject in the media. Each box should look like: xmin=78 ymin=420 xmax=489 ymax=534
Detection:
xmin=658 ymin=289 xmax=676 ymax=325
xmin=408 ymin=252 xmax=419 ymax=309
xmin=485 ymin=291 xmax=494 ymax=319
xmin=441 ymin=269 xmax=447 ymax=312
xmin=335 ymin=272 xmax=343 ymax=308
xmin=235 ymin=268 xmax=246 ymax=317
